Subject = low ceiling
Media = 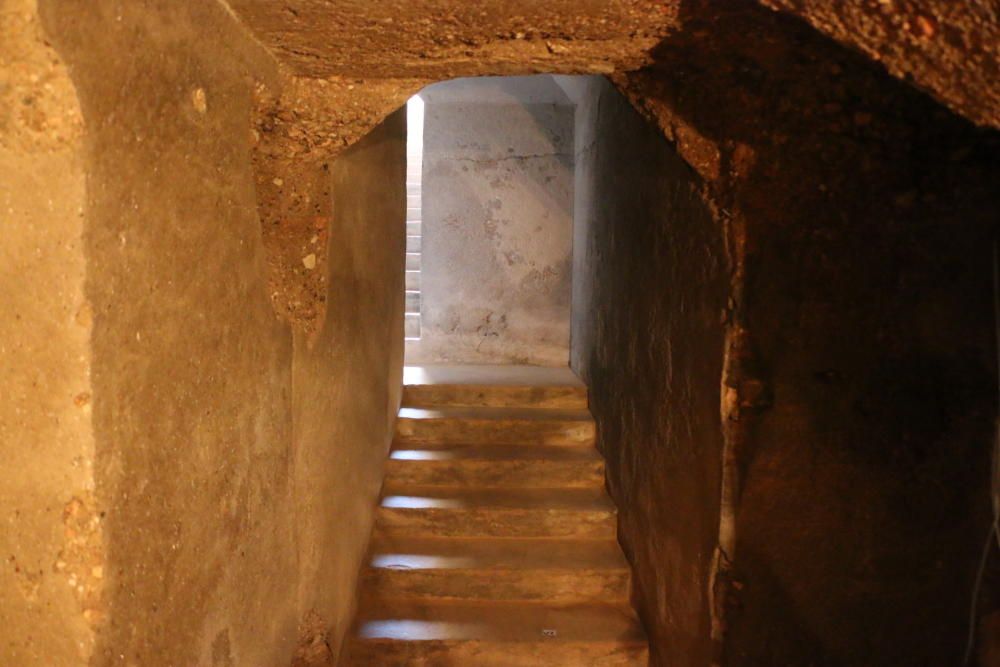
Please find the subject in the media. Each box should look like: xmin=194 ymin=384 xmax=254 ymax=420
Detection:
xmin=226 ymin=0 xmax=1000 ymax=129
xmin=224 ymin=0 xmax=675 ymax=80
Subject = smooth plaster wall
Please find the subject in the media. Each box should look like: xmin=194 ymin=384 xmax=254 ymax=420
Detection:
xmin=0 ymin=2 xmax=407 ymax=665
xmin=566 ymin=76 xmax=727 ymax=667
xmin=295 ymin=109 xmax=406 ymax=664
xmin=44 ymin=4 xmax=298 ymax=662
xmin=406 ymin=76 xmax=574 ymax=366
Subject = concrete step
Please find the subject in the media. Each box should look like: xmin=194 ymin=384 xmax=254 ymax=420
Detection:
xmin=406 ymin=194 xmax=421 ymax=208
xmin=405 ymin=270 xmax=420 ymax=290
xmin=402 ymin=364 xmax=588 ymax=409
xmin=404 ymin=290 xmax=421 ymax=313
xmin=404 ymin=314 xmax=420 ymax=339
xmin=395 ymin=406 xmax=595 ymax=446
xmin=363 ymin=536 xmax=629 ymax=603
xmin=376 ymin=486 xmax=616 ymax=538
xmin=406 ymin=221 xmax=421 ymax=236
xmin=405 ymin=252 xmax=420 ymax=270
xmin=385 ymin=443 xmax=604 ymax=488
xmin=348 ymin=367 xmax=648 ymax=664
xmin=347 ymin=600 xmax=648 ymax=666
xmin=406 ymin=235 xmax=421 ymax=252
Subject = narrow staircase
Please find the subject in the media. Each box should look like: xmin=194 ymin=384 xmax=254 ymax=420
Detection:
xmin=345 ymin=365 xmax=648 ymax=666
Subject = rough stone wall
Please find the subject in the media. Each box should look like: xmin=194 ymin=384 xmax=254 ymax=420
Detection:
xmin=614 ymin=2 xmax=1000 ymax=663
xmin=760 ymin=0 xmax=1000 ymax=129
xmin=223 ymin=0 xmax=674 ymax=80
xmin=252 ymin=76 xmax=422 ymax=333
xmin=0 ymin=1 xmax=94 ymax=663
xmin=409 ymin=76 xmax=574 ymax=366
xmin=566 ymin=76 xmax=728 ymax=667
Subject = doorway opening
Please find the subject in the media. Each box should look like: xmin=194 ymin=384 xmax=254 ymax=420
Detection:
xmin=401 ymin=75 xmax=579 ymax=367
xmin=405 ymin=94 xmax=425 ymax=341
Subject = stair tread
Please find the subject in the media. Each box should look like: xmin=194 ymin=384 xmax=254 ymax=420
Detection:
xmin=389 ymin=443 xmax=601 ymax=461
xmin=399 ymin=406 xmax=592 ymax=421
xmin=368 ymin=536 xmax=628 ymax=571
xmin=380 ymin=486 xmax=614 ymax=511
xmin=404 ymin=364 xmax=584 ymax=387
xmin=354 ymin=600 xmax=644 ymax=643
xmin=401 ymin=365 xmax=588 ymax=410
xmin=385 ymin=444 xmax=605 ymax=488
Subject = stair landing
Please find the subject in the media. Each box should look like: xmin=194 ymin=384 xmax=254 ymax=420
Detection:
xmin=345 ymin=365 xmax=648 ymax=666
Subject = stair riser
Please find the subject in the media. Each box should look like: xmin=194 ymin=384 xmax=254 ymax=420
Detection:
xmin=376 ymin=507 xmax=616 ymax=539
xmin=384 ymin=459 xmax=605 ymax=488
xmin=395 ymin=417 xmax=595 ymax=446
xmin=404 ymin=291 xmax=420 ymax=312
xmin=404 ymin=314 xmax=420 ymax=338
xmin=348 ymin=640 xmax=648 ymax=666
xmin=403 ymin=385 xmax=588 ymax=410
xmin=363 ymin=568 xmax=630 ymax=603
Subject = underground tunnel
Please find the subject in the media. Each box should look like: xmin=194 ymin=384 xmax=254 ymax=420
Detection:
xmin=3 ymin=1 xmax=1000 ymax=666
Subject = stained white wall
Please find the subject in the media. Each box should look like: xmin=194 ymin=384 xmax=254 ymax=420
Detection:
xmin=404 ymin=76 xmax=575 ymax=366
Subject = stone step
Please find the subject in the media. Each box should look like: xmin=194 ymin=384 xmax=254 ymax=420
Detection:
xmin=395 ymin=406 xmax=595 ymax=446
xmin=406 ymin=221 xmax=421 ymax=236
xmin=404 ymin=314 xmax=420 ymax=339
xmin=406 ymin=235 xmax=421 ymax=252
xmin=349 ymin=367 xmax=648 ymax=663
xmin=405 ymin=252 xmax=420 ymax=270
xmin=402 ymin=364 xmax=589 ymax=409
xmin=405 ymin=270 xmax=420 ymax=290
xmin=362 ymin=536 xmax=629 ymax=603
xmin=406 ymin=194 xmax=421 ymax=207
xmin=376 ymin=486 xmax=615 ymax=538
xmin=404 ymin=290 xmax=421 ymax=313
xmin=347 ymin=600 xmax=647 ymax=666
xmin=403 ymin=383 xmax=587 ymax=410
xmin=385 ymin=443 xmax=604 ymax=488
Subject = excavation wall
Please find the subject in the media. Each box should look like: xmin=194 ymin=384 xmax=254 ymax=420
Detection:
xmin=1 ymin=2 xmax=407 ymax=665
xmin=0 ymin=1 xmax=93 ymax=662
xmin=616 ymin=3 xmax=1000 ymax=664
xmin=567 ymin=76 xmax=728 ymax=667
xmin=409 ymin=76 xmax=574 ymax=366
